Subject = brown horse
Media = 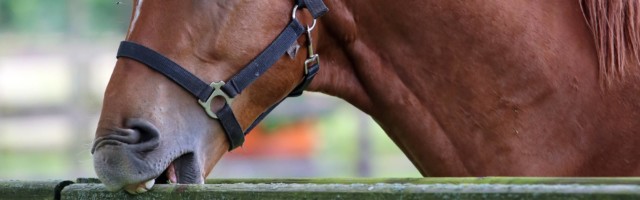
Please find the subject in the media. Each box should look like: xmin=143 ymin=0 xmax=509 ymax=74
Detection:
xmin=92 ymin=0 xmax=640 ymax=194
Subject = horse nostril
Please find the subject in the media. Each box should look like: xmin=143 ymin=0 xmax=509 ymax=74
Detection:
xmin=92 ymin=118 xmax=161 ymax=154
xmin=124 ymin=118 xmax=160 ymax=152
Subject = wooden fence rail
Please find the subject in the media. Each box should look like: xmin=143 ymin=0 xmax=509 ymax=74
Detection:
xmin=2 ymin=178 xmax=640 ymax=200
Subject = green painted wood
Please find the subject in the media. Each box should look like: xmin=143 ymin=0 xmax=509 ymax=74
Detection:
xmin=0 ymin=180 xmax=72 ymax=200
xmin=61 ymin=179 xmax=640 ymax=200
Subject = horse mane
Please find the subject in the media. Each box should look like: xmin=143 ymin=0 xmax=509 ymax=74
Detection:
xmin=580 ymin=0 xmax=640 ymax=86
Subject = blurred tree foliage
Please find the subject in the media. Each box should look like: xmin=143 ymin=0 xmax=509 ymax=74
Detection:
xmin=0 ymin=0 xmax=130 ymax=36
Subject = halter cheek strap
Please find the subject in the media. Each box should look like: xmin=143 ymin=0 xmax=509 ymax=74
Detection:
xmin=116 ymin=0 xmax=328 ymax=151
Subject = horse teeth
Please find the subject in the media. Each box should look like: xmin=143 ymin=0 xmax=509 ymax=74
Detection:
xmin=144 ymin=179 xmax=155 ymax=190
xmin=135 ymin=186 xmax=148 ymax=193
xmin=124 ymin=179 xmax=155 ymax=194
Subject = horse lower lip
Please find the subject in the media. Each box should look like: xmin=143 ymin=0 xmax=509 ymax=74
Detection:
xmin=161 ymin=152 xmax=199 ymax=184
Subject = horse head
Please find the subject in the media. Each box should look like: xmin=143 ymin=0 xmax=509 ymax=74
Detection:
xmin=92 ymin=0 xmax=324 ymax=193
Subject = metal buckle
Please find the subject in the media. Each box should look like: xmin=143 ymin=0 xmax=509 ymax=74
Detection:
xmin=292 ymin=5 xmax=317 ymax=31
xmin=198 ymin=81 xmax=234 ymax=119
xmin=303 ymin=25 xmax=319 ymax=74
xmin=304 ymin=55 xmax=319 ymax=74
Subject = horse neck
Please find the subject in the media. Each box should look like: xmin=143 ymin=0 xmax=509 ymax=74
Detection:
xmin=308 ymin=1 xmax=420 ymax=115
xmin=306 ymin=0 xmax=621 ymax=176
xmin=306 ymin=1 xmax=374 ymax=114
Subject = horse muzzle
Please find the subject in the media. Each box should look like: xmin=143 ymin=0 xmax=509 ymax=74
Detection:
xmin=92 ymin=118 xmax=203 ymax=193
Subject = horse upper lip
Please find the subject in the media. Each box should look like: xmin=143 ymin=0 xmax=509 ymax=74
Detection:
xmin=92 ymin=138 xmax=175 ymax=191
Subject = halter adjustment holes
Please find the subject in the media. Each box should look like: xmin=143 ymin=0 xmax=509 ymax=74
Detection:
xmin=198 ymin=81 xmax=235 ymax=119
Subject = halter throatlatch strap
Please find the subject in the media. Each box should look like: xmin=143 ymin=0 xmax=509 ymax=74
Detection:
xmin=116 ymin=0 xmax=328 ymax=151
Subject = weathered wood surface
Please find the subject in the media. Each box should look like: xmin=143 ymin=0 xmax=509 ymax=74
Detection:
xmin=3 ymin=178 xmax=640 ymax=200
xmin=61 ymin=181 xmax=640 ymax=200
xmin=205 ymin=177 xmax=640 ymax=185
xmin=0 ymin=180 xmax=72 ymax=200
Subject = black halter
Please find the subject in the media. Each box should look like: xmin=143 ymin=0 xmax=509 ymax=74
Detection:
xmin=115 ymin=0 xmax=328 ymax=150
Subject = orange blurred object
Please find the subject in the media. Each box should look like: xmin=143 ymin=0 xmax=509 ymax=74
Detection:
xmin=229 ymin=120 xmax=317 ymax=158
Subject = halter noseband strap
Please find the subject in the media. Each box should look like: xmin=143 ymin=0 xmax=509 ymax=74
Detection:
xmin=116 ymin=0 xmax=327 ymax=151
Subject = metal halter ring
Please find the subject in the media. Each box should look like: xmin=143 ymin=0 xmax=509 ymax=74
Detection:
xmin=292 ymin=5 xmax=317 ymax=31
xmin=198 ymin=81 xmax=235 ymax=119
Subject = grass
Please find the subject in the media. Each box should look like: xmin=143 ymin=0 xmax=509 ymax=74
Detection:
xmin=0 ymin=149 xmax=72 ymax=180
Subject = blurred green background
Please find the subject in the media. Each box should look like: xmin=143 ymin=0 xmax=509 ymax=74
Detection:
xmin=0 ymin=0 xmax=419 ymax=180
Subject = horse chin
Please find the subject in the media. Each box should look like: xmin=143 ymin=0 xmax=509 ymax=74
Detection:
xmin=121 ymin=152 xmax=205 ymax=194
xmin=155 ymin=152 xmax=204 ymax=185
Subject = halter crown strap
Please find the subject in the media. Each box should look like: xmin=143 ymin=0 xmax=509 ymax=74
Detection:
xmin=116 ymin=0 xmax=327 ymax=151
xmin=221 ymin=20 xmax=305 ymax=98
